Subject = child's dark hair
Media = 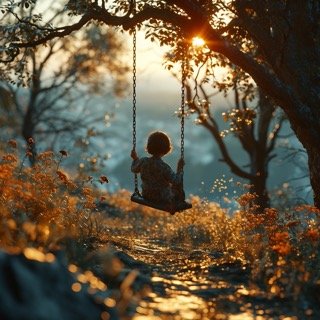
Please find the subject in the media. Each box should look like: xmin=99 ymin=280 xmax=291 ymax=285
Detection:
xmin=146 ymin=131 xmax=172 ymax=156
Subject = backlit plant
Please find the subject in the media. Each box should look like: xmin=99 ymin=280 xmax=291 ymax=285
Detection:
xmin=0 ymin=139 xmax=108 ymax=253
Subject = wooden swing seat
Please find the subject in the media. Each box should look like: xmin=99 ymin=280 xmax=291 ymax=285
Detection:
xmin=131 ymin=193 xmax=192 ymax=214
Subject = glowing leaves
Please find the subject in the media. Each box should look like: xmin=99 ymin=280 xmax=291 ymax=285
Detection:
xmin=220 ymin=108 xmax=256 ymax=137
xmin=270 ymin=232 xmax=291 ymax=256
xmin=23 ymin=247 xmax=55 ymax=263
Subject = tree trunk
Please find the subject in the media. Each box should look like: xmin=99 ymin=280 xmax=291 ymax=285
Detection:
xmin=306 ymin=145 xmax=320 ymax=208
xmin=22 ymin=106 xmax=36 ymax=165
xmin=250 ymin=175 xmax=270 ymax=212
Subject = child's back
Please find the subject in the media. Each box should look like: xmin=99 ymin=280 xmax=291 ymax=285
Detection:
xmin=131 ymin=155 xmax=182 ymax=203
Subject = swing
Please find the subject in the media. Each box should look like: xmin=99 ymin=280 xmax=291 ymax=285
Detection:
xmin=130 ymin=18 xmax=192 ymax=214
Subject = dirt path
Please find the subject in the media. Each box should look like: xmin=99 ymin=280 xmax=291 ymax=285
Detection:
xmin=100 ymin=202 xmax=307 ymax=320
xmin=111 ymin=236 xmax=296 ymax=320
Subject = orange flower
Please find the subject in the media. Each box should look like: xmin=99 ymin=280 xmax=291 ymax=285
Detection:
xmin=264 ymin=208 xmax=278 ymax=220
xmin=272 ymin=242 xmax=291 ymax=255
xmin=305 ymin=228 xmax=320 ymax=242
xmin=56 ymin=170 xmax=68 ymax=183
xmin=99 ymin=176 xmax=109 ymax=184
xmin=237 ymin=192 xmax=257 ymax=207
xmin=272 ymin=231 xmax=289 ymax=242
xmin=37 ymin=151 xmax=54 ymax=161
xmin=82 ymin=187 xmax=91 ymax=196
xmin=295 ymin=205 xmax=320 ymax=215
xmin=270 ymin=231 xmax=291 ymax=255
xmin=7 ymin=139 xmax=17 ymax=148
xmin=2 ymin=154 xmax=17 ymax=162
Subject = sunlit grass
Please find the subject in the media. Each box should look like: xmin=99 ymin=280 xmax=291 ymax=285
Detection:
xmin=104 ymin=189 xmax=320 ymax=306
xmin=0 ymin=138 xmax=319 ymax=316
xmin=0 ymin=139 xmax=108 ymax=253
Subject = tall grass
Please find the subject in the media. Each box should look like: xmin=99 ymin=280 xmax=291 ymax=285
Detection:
xmin=1 ymin=139 xmax=319 ymax=307
xmin=104 ymin=189 xmax=320 ymax=306
xmin=0 ymin=139 xmax=107 ymax=253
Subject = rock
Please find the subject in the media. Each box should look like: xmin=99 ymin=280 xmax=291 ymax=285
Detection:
xmin=0 ymin=250 xmax=119 ymax=320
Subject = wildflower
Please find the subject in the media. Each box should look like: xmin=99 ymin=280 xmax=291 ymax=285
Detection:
xmin=2 ymin=154 xmax=17 ymax=162
xmin=99 ymin=176 xmax=109 ymax=184
xmin=82 ymin=187 xmax=91 ymax=196
xmin=272 ymin=231 xmax=289 ymax=242
xmin=295 ymin=204 xmax=320 ymax=215
xmin=59 ymin=150 xmax=68 ymax=157
xmin=37 ymin=151 xmax=54 ymax=161
xmin=28 ymin=137 xmax=35 ymax=145
xmin=56 ymin=170 xmax=68 ymax=183
xmin=237 ymin=192 xmax=257 ymax=207
xmin=264 ymin=208 xmax=278 ymax=220
xmin=272 ymin=242 xmax=291 ymax=255
xmin=270 ymin=231 xmax=291 ymax=255
xmin=7 ymin=139 xmax=17 ymax=148
xmin=305 ymin=228 xmax=319 ymax=242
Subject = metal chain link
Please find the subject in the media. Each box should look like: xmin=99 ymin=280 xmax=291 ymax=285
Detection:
xmin=132 ymin=29 xmax=137 ymax=152
xmin=132 ymin=1 xmax=139 ymax=194
xmin=180 ymin=47 xmax=186 ymax=182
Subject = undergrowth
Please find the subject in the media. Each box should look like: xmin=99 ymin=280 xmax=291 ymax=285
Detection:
xmin=0 ymin=139 xmax=145 ymax=318
xmin=104 ymin=189 xmax=320 ymax=309
xmin=1 ymin=139 xmax=319 ymax=311
xmin=0 ymin=139 xmax=108 ymax=253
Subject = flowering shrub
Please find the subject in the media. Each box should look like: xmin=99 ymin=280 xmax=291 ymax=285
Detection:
xmin=0 ymin=140 xmax=107 ymax=253
xmin=232 ymin=195 xmax=320 ymax=303
xmin=2 ymin=140 xmax=318 ymax=308
xmin=78 ymin=185 xmax=320 ymax=305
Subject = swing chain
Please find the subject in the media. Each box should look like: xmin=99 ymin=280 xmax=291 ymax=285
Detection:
xmin=132 ymin=1 xmax=139 ymax=194
xmin=132 ymin=26 xmax=137 ymax=152
xmin=180 ymin=46 xmax=187 ymax=178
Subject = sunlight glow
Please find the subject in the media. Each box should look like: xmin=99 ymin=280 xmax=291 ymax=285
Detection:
xmin=192 ymin=36 xmax=205 ymax=47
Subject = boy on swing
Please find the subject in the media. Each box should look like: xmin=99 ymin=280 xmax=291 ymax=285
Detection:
xmin=131 ymin=131 xmax=186 ymax=212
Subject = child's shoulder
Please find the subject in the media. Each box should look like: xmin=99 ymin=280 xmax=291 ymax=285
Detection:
xmin=138 ymin=156 xmax=149 ymax=164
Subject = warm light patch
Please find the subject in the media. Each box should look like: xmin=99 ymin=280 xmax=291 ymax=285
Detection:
xmin=71 ymin=282 xmax=82 ymax=292
xmin=192 ymin=36 xmax=205 ymax=47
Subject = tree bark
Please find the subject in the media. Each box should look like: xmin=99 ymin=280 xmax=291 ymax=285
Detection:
xmin=306 ymin=145 xmax=320 ymax=208
xmin=249 ymin=175 xmax=270 ymax=211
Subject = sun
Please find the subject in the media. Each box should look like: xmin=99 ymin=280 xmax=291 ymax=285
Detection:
xmin=192 ymin=36 xmax=205 ymax=47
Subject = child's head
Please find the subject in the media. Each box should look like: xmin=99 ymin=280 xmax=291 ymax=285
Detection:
xmin=146 ymin=131 xmax=172 ymax=157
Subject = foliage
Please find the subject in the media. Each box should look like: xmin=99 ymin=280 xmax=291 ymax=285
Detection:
xmin=0 ymin=139 xmax=108 ymax=253
xmin=234 ymin=194 xmax=320 ymax=302
xmin=0 ymin=138 xmax=319 ymax=310
xmin=103 ymin=189 xmax=320 ymax=305
xmin=2 ymin=0 xmax=319 ymax=207
xmin=0 ymin=5 xmax=129 ymax=157
xmin=0 ymin=139 xmax=149 ymax=319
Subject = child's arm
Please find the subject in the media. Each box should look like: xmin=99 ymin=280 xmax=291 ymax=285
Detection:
xmin=131 ymin=149 xmax=139 ymax=160
xmin=177 ymin=158 xmax=185 ymax=173
xmin=131 ymin=149 xmax=141 ymax=173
